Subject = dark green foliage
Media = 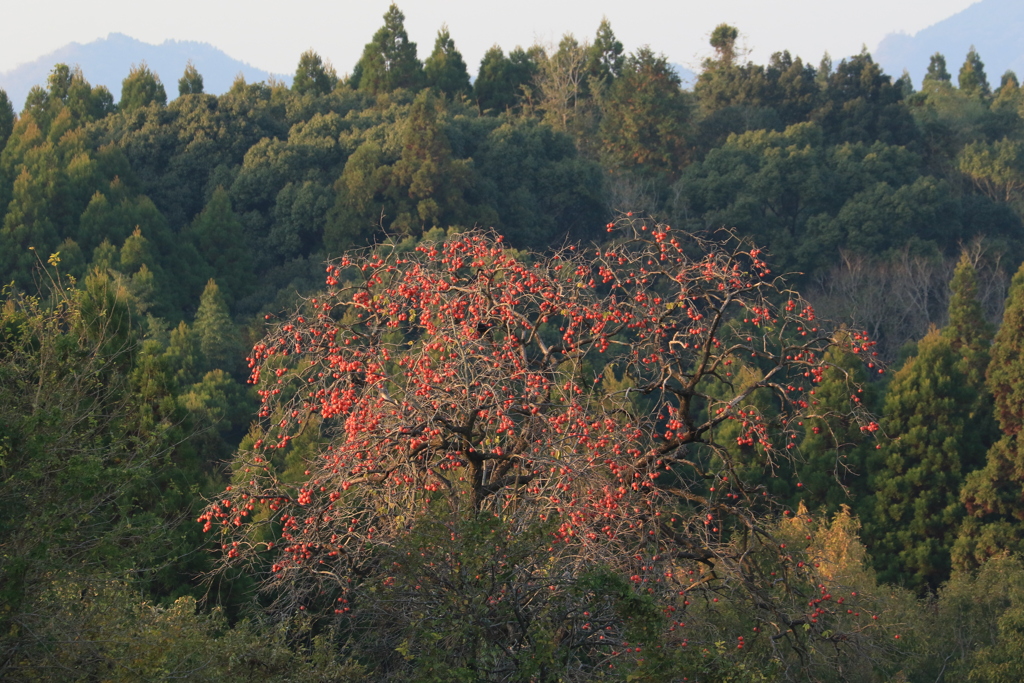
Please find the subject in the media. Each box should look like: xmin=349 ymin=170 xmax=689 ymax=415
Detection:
xmin=189 ymin=187 xmax=254 ymax=306
xmin=959 ymin=46 xmax=991 ymax=98
xmin=353 ymin=4 xmax=424 ymax=94
xmin=944 ymin=252 xmax=996 ymax=384
xmin=474 ymin=46 xmax=539 ymax=113
xmin=0 ymin=90 xmax=14 ymax=155
xmin=694 ymin=46 xmax=818 ymax=149
xmin=866 ymin=328 xmax=986 ymax=592
xmin=178 ymin=60 xmax=205 ymax=96
xmin=424 ymin=25 xmax=472 ymax=99
xmin=292 ymin=50 xmax=337 ymax=97
xmin=120 ymin=62 xmax=168 ymax=112
xmin=325 ymin=89 xmax=473 ymax=249
xmin=21 ymin=64 xmax=115 ymax=135
xmin=475 ymin=117 xmax=604 ymax=245
xmin=677 ymin=123 xmax=960 ymax=276
xmin=979 ymin=261 xmax=1024 ymax=450
xmin=998 ymin=70 xmax=1020 ymax=94
xmin=599 ymin=47 xmax=689 ymax=185
xmin=0 ymin=107 xmax=130 ymax=290
xmin=958 ymin=262 xmax=1024 ymax=566
xmin=858 ymin=258 xmax=995 ymax=591
xmin=924 ymin=52 xmax=951 ymax=86
xmin=587 ymin=18 xmax=624 ymax=85
xmin=813 ymin=52 xmax=918 ymax=146
xmin=5 ymin=20 xmax=1024 ymax=675
xmin=76 ymin=183 xmax=201 ymax=318
xmin=194 ymin=279 xmax=239 ymax=374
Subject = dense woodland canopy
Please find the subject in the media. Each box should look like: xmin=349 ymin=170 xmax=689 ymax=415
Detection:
xmin=6 ymin=5 xmax=1024 ymax=680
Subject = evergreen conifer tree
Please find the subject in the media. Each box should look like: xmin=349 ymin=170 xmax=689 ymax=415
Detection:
xmin=163 ymin=321 xmax=202 ymax=387
xmin=474 ymin=46 xmax=540 ymax=113
xmin=867 ymin=327 xmax=984 ymax=592
xmin=424 ymin=26 xmax=471 ymax=99
xmin=599 ymin=47 xmax=689 ymax=184
xmin=0 ymin=90 xmax=14 ymax=156
xmin=944 ymin=252 xmax=995 ymax=389
xmin=959 ymin=47 xmax=991 ymax=98
xmin=957 ymin=262 xmax=1024 ymax=566
xmin=998 ymin=70 xmax=1020 ymax=94
xmin=923 ymin=53 xmax=951 ymax=87
xmin=353 ymin=4 xmax=424 ymax=94
xmin=177 ymin=61 xmax=204 ymax=96
xmin=193 ymin=279 xmax=238 ymax=375
xmin=587 ymin=18 xmax=624 ymax=85
xmin=292 ymin=50 xmax=337 ymax=97
xmin=120 ymin=63 xmax=167 ymax=112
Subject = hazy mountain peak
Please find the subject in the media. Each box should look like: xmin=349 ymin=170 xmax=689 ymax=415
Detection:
xmin=0 ymin=33 xmax=290 ymax=110
xmin=875 ymin=0 xmax=1024 ymax=87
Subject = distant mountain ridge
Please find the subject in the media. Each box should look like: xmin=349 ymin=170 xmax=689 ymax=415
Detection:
xmin=876 ymin=0 xmax=1024 ymax=87
xmin=0 ymin=33 xmax=290 ymax=111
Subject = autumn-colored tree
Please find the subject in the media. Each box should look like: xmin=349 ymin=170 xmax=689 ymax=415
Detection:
xmin=201 ymin=225 xmax=886 ymax=679
xmin=790 ymin=342 xmax=877 ymax=516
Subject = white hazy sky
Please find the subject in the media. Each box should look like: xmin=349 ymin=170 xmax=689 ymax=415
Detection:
xmin=0 ymin=0 xmax=980 ymax=77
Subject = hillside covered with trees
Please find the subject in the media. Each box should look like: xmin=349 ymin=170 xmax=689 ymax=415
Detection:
xmin=4 ymin=5 xmax=1024 ymax=681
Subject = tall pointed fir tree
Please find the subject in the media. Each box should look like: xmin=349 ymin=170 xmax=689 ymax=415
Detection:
xmin=193 ymin=279 xmax=238 ymax=375
xmin=177 ymin=61 xmax=204 ymax=96
xmin=923 ymin=53 xmax=952 ymax=88
xmin=353 ymin=4 xmax=424 ymax=94
xmin=292 ymin=50 xmax=338 ymax=97
xmin=866 ymin=326 xmax=987 ymax=592
xmin=943 ymin=252 xmax=996 ymax=390
xmin=957 ymin=261 xmax=1024 ymax=567
xmin=586 ymin=18 xmax=624 ymax=86
xmin=424 ymin=26 xmax=471 ymax=99
xmin=120 ymin=63 xmax=167 ymax=112
xmin=867 ymin=256 xmax=995 ymax=590
xmin=959 ymin=46 xmax=991 ymax=98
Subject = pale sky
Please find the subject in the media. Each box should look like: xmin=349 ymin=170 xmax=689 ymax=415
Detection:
xmin=0 ymin=0 xmax=980 ymax=77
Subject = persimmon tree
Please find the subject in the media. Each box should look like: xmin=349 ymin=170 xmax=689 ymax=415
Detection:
xmin=203 ymin=222 xmax=892 ymax=679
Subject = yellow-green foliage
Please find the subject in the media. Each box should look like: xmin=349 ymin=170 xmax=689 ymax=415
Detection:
xmin=11 ymin=576 xmax=364 ymax=682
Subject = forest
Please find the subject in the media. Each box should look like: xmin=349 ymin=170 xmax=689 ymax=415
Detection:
xmin=4 ymin=5 xmax=1024 ymax=680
